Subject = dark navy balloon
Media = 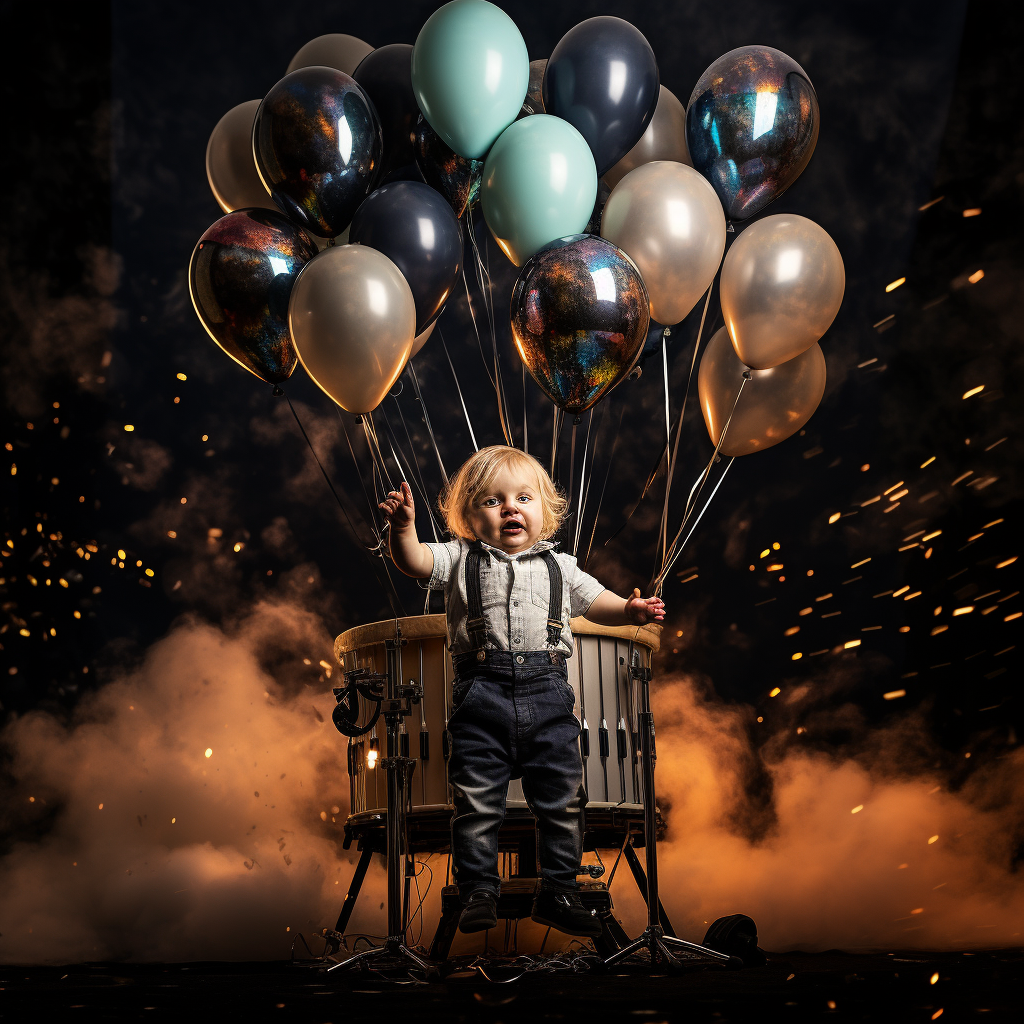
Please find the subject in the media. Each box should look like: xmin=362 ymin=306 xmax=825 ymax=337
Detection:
xmin=253 ymin=66 xmax=383 ymax=237
xmin=353 ymin=43 xmax=420 ymax=182
xmin=413 ymin=115 xmax=483 ymax=218
xmin=685 ymin=46 xmax=819 ymax=221
xmin=188 ymin=209 xmax=318 ymax=384
xmin=511 ymin=234 xmax=649 ymax=413
xmin=350 ymin=181 xmax=462 ymax=334
xmin=543 ymin=17 xmax=659 ymax=177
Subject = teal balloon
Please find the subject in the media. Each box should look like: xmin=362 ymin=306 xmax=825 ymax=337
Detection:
xmin=482 ymin=115 xmax=598 ymax=267
xmin=411 ymin=0 xmax=529 ymax=160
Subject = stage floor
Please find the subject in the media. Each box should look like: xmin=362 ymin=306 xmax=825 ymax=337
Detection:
xmin=2 ymin=949 xmax=1021 ymax=1021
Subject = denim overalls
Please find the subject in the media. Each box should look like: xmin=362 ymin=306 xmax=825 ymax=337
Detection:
xmin=447 ymin=541 xmax=585 ymax=898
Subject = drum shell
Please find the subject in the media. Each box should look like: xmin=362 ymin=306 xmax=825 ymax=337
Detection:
xmin=336 ymin=615 xmax=659 ymax=837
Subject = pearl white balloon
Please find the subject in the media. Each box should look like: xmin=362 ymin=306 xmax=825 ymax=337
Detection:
xmin=205 ymin=100 xmax=278 ymax=214
xmin=289 ymin=246 xmax=415 ymax=414
xmin=601 ymin=161 xmax=725 ymax=326
xmin=603 ymin=85 xmax=691 ymax=190
xmin=720 ymin=214 xmax=845 ymax=369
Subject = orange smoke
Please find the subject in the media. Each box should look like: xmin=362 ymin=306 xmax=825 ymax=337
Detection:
xmin=0 ymin=600 xmax=377 ymax=963
xmin=2 ymin=609 xmax=1021 ymax=962
xmin=637 ymin=674 xmax=1024 ymax=950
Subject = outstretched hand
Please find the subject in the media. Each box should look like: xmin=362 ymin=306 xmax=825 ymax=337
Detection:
xmin=626 ymin=587 xmax=666 ymax=625
xmin=378 ymin=481 xmax=416 ymax=530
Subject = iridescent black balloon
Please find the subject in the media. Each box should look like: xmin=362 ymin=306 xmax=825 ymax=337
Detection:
xmin=188 ymin=209 xmax=317 ymax=385
xmin=510 ymin=234 xmax=649 ymax=413
xmin=413 ymin=115 xmax=483 ymax=219
xmin=253 ymin=66 xmax=383 ymax=238
xmin=685 ymin=46 xmax=819 ymax=221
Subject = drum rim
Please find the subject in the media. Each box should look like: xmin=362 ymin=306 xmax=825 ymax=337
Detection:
xmin=335 ymin=613 xmax=661 ymax=658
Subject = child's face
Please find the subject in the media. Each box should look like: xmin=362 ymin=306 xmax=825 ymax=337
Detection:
xmin=467 ymin=465 xmax=544 ymax=554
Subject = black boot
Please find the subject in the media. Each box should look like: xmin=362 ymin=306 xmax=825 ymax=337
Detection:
xmin=459 ymin=890 xmax=498 ymax=933
xmin=531 ymin=886 xmax=602 ymax=937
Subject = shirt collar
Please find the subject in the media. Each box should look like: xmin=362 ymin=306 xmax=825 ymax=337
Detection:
xmin=474 ymin=537 xmax=556 ymax=561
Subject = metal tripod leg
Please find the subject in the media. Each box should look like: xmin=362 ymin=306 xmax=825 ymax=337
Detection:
xmin=323 ymin=845 xmax=374 ymax=956
xmin=599 ymin=660 xmax=738 ymax=973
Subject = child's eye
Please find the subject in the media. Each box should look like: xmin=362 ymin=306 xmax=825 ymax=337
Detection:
xmin=482 ymin=497 xmax=499 ymax=506
xmin=517 ymin=495 xmax=531 ymax=503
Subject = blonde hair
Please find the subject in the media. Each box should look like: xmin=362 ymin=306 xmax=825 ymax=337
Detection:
xmin=440 ymin=446 xmax=568 ymax=541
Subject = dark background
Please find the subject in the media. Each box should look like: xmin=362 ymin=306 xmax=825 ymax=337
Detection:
xmin=1 ymin=0 xmax=1021 ymax=780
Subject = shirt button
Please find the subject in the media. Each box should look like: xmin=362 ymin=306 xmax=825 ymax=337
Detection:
xmin=513 ymin=601 xmax=519 ymax=607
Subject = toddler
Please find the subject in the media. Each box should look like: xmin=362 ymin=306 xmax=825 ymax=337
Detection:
xmin=379 ymin=446 xmax=664 ymax=937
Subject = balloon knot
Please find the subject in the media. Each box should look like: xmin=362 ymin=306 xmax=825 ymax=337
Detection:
xmin=573 ymin=415 xmax=581 ymax=426
xmin=742 ymin=370 xmax=752 ymax=380
xmin=272 ymin=386 xmax=284 ymax=397
xmin=355 ymin=415 xmax=363 ymax=424
xmin=327 ymin=236 xmax=336 ymax=247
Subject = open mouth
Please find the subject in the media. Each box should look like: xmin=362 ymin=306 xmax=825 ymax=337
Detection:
xmin=501 ymin=521 xmax=524 ymax=534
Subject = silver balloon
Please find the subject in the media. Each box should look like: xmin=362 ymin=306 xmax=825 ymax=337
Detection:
xmin=289 ymin=246 xmax=416 ymax=414
xmin=603 ymin=85 xmax=691 ymax=189
xmin=286 ymin=34 xmax=373 ymax=75
xmin=698 ymin=326 xmax=826 ymax=457
xmin=205 ymin=100 xmax=278 ymax=214
xmin=601 ymin=161 xmax=726 ymax=326
xmin=720 ymin=214 xmax=845 ymax=369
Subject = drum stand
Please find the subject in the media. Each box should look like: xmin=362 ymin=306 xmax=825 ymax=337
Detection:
xmin=601 ymin=663 xmax=735 ymax=972
xmin=328 ymin=629 xmax=435 ymax=977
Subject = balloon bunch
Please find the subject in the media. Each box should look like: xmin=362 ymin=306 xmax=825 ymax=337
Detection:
xmin=188 ymin=2 xmax=847 ymax=581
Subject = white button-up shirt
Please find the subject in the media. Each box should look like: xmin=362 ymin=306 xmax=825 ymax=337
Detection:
xmin=425 ymin=537 xmax=606 ymax=657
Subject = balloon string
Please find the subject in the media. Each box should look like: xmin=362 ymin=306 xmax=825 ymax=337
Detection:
xmin=336 ymin=408 xmax=386 ymax=547
xmin=572 ymin=408 xmax=595 ymax=557
xmin=659 ymin=331 xmax=672 ymax=562
xmin=405 ymin=359 xmax=450 ymax=486
xmin=582 ymin=401 xmax=625 ymax=571
xmin=653 ymin=372 xmax=749 ymax=594
xmin=362 ymin=412 xmax=396 ymax=492
xmin=437 ymin=326 xmax=479 ymax=452
xmin=566 ymin=419 xmax=579 ymax=544
xmin=653 ymin=457 xmax=735 ymax=593
xmin=521 ymin=362 xmax=529 ymax=457
xmin=379 ymin=402 xmax=442 ymax=542
xmin=283 ymin=393 xmax=403 ymax=616
xmin=601 ymin=436 xmax=671 ymax=548
xmin=467 ymin=216 xmax=514 ymax=446
xmin=549 ymin=406 xmax=564 ymax=479
xmin=655 ymin=283 xmax=714 ymax=577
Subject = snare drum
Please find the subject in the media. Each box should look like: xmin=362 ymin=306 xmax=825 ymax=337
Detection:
xmin=335 ymin=615 xmax=660 ymax=845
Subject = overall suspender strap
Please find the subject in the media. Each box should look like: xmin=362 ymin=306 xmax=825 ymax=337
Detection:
xmin=464 ymin=542 xmax=564 ymax=650
xmin=540 ymin=549 xmax=564 ymax=647
xmin=465 ymin=542 xmax=488 ymax=650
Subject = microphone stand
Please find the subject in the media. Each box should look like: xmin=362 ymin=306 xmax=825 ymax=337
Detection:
xmin=328 ymin=624 xmax=435 ymax=977
xmin=601 ymin=660 xmax=737 ymax=971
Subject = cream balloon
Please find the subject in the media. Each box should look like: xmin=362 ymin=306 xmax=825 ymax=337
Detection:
xmin=720 ymin=214 xmax=845 ymax=370
xmin=601 ymin=161 xmax=726 ymax=326
xmin=286 ymin=34 xmax=374 ymax=75
xmin=603 ymin=85 xmax=691 ymax=189
xmin=410 ymin=321 xmax=435 ymax=358
xmin=698 ymin=326 xmax=826 ymax=457
xmin=205 ymin=100 xmax=278 ymax=214
xmin=289 ymin=246 xmax=416 ymax=414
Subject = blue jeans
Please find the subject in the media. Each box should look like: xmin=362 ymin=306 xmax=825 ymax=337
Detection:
xmin=448 ymin=650 xmax=584 ymax=898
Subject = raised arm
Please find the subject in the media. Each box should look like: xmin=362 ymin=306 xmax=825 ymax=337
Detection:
xmin=585 ymin=587 xmax=665 ymax=627
xmin=378 ymin=481 xmax=434 ymax=579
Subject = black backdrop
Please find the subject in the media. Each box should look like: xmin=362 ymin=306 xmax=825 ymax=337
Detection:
xmin=2 ymin=0 xmax=1021 ymax=775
